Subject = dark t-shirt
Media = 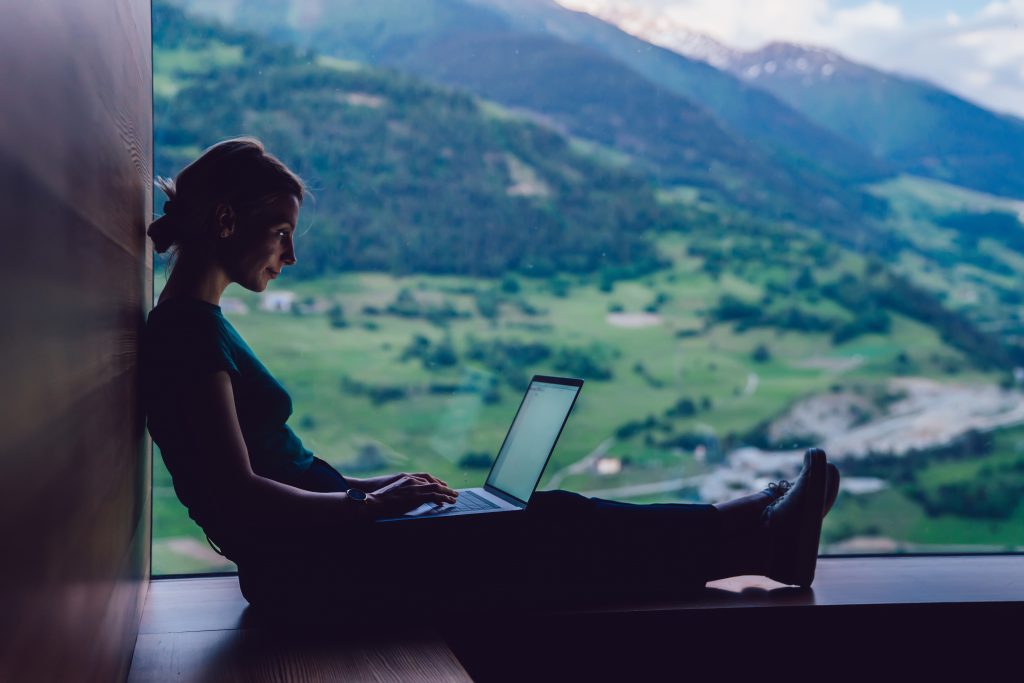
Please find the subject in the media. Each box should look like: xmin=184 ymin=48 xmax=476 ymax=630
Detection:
xmin=141 ymin=297 xmax=314 ymax=538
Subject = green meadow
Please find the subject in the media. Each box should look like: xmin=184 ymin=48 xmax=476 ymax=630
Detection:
xmin=151 ymin=233 xmax=1020 ymax=573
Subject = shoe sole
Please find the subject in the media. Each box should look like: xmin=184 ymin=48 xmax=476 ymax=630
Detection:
xmin=823 ymin=463 xmax=840 ymax=518
xmin=793 ymin=448 xmax=828 ymax=587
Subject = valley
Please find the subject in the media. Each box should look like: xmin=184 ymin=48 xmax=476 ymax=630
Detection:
xmin=150 ymin=0 xmax=1024 ymax=573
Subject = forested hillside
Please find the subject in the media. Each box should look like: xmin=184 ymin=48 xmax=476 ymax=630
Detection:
xmin=172 ymin=0 xmax=893 ymax=235
xmin=155 ymin=0 xmax=671 ymax=279
xmin=151 ymin=2 xmax=1024 ymax=573
xmin=154 ymin=0 xmax=1019 ymax=369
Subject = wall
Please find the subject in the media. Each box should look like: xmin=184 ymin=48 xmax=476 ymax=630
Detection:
xmin=0 ymin=1 xmax=153 ymax=681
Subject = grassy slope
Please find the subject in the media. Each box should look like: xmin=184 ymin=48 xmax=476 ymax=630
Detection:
xmin=869 ymin=175 xmax=1024 ymax=346
xmin=149 ymin=3 xmax=1024 ymax=571
xmin=152 ymin=235 xmax=1008 ymax=571
xmin=825 ymin=425 xmax=1024 ymax=551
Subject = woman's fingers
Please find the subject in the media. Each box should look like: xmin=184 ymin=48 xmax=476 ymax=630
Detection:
xmin=371 ymin=475 xmax=418 ymax=495
xmin=407 ymin=472 xmax=449 ymax=487
xmin=410 ymin=482 xmax=458 ymax=498
xmin=373 ymin=479 xmax=457 ymax=506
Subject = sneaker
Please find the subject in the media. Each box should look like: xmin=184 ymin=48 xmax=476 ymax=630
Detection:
xmin=763 ymin=480 xmax=792 ymax=502
xmin=762 ymin=448 xmax=828 ymax=587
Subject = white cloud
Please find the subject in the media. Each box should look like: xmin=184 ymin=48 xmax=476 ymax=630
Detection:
xmin=833 ymin=2 xmax=904 ymax=31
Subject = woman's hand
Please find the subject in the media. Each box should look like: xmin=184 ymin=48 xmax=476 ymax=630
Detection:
xmin=348 ymin=471 xmax=450 ymax=493
xmin=364 ymin=475 xmax=459 ymax=518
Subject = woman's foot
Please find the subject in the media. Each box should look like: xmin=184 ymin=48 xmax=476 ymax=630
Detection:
xmin=762 ymin=460 xmax=838 ymax=518
xmin=762 ymin=448 xmax=829 ymax=587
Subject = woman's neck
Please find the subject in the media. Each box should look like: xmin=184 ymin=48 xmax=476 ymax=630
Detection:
xmin=158 ymin=254 xmax=231 ymax=307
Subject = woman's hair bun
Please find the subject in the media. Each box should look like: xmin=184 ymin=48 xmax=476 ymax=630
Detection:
xmin=148 ymin=183 xmax=180 ymax=254
xmin=147 ymin=212 xmax=179 ymax=254
xmin=147 ymin=181 xmax=181 ymax=253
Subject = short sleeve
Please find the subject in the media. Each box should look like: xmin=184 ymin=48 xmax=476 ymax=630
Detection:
xmin=174 ymin=318 xmax=240 ymax=378
xmin=143 ymin=308 xmax=240 ymax=381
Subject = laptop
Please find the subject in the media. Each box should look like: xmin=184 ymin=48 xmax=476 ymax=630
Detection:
xmin=378 ymin=375 xmax=583 ymax=522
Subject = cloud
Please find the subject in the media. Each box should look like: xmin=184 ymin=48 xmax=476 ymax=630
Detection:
xmin=833 ymin=1 xmax=904 ymax=31
xmin=864 ymin=2 xmax=1024 ymax=116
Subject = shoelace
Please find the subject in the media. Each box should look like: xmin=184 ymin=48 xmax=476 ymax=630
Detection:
xmin=767 ymin=480 xmax=792 ymax=500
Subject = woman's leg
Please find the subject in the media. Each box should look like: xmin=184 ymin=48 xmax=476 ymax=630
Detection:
xmin=236 ymin=489 xmax=750 ymax=612
xmin=709 ymin=448 xmax=831 ymax=586
xmin=529 ymin=448 xmax=832 ymax=588
xmin=236 ymin=451 xmax=832 ymax=611
xmin=526 ymin=490 xmax=723 ymax=595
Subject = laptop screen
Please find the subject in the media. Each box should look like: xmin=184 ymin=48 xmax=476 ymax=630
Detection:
xmin=486 ymin=377 xmax=582 ymax=503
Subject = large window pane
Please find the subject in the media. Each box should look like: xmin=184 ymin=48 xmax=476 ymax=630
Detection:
xmin=152 ymin=0 xmax=1024 ymax=574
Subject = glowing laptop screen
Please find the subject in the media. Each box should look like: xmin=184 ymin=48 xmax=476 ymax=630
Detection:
xmin=486 ymin=379 xmax=580 ymax=502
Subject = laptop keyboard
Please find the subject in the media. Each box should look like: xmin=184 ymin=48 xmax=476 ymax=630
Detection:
xmin=428 ymin=489 xmax=500 ymax=514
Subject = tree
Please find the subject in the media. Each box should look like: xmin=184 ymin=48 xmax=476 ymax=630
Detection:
xmin=328 ymin=303 xmax=348 ymax=329
xmin=752 ymin=344 xmax=772 ymax=363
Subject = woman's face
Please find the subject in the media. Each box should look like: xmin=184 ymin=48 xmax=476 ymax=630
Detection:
xmin=222 ymin=193 xmax=300 ymax=292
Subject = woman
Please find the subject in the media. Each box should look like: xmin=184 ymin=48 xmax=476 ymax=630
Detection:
xmin=142 ymin=138 xmax=840 ymax=614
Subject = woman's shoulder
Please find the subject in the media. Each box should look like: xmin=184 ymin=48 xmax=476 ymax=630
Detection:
xmin=146 ymin=298 xmax=232 ymax=349
xmin=144 ymin=298 xmax=241 ymax=375
xmin=148 ymin=297 xmax=226 ymax=330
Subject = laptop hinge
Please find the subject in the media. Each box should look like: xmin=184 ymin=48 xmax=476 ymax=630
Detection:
xmin=484 ymin=484 xmax=527 ymax=508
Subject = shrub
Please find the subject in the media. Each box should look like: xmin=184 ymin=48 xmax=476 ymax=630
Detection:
xmin=712 ymin=294 xmax=761 ymax=322
xmin=459 ymin=452 xmax=494 ymax=469
xmin=666 ymin=398 xmax=697 ymax=417
xmin=328 ymin=303 xmax=348 ymax=328
xmin=500 ymin=275 xmax=520 ymax=294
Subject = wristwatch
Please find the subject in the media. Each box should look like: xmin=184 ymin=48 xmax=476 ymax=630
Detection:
xmin=346 ymin=488 xmax=368 ymax=520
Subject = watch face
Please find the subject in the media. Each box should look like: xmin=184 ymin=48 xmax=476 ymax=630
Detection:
xmin=348 ymin=488 xmax=367 ymax=502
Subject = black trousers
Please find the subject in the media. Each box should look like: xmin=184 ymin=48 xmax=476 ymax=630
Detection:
xmin=231 ymin=458 xmax=723 ymax=613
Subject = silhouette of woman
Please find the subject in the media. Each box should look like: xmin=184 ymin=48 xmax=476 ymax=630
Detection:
xmin=142 ymin=138 xmax=840 ymax=613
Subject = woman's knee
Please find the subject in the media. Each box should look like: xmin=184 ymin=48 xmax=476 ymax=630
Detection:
xmin=528 ymin=489 xmax=592 ymax=520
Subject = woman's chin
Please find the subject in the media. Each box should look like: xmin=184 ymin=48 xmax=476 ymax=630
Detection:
xmin=238 ymin=280 xmax=267 ymax=293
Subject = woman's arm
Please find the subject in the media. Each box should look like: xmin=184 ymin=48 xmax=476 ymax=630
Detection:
xmin=346 ymin=472 xmax=452 ymax=493
xmin=179 ymin=372 xmax=456 ymax=531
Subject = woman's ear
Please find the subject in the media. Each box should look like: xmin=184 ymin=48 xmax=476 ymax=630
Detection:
xmin=215 ymin=203 xmax=236 ymax=238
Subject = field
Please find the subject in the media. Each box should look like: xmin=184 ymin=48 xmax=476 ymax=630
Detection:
xmin=151 ymin=232 xmax=1024 ymax=573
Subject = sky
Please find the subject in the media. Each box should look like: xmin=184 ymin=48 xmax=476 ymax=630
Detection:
xmin=559 ymin=0 xmax=1024 ymax=118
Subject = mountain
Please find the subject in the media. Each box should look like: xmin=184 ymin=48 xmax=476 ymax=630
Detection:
xmin=554 ymin=3 xmax=740 ymax=69
xmin=463 ymin=0 xmax=890 ymax=182
xmin=568 ymin=1 xmax=1024 ymax=200
xmin=724 ymin=43 xmax=1024 ymax=200
xmin=173 ymin=0 xmax=892 ymax=233
xmin=153 ymin=0 xmax=1020 ymax=370
xmin=153 ymin=0 xmax=668 ymax=279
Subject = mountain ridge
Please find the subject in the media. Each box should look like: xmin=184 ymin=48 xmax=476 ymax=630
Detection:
xmin=173 ymin=0 xmax=895 ymax=234
xmin=564 ymin=0 xmax=1024 ymax=200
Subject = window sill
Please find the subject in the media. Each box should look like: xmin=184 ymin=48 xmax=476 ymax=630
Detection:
xmin=145 ymin=554 xmax=1024 ymax=625
xmin=139 ymin=556 xmax=1024 ymax=679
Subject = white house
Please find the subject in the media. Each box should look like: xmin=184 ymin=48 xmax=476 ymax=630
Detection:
xmin=220 ymin=297 xmax=249 ymax=315
xmin=260 ymin=291 xmax=296 ymax=313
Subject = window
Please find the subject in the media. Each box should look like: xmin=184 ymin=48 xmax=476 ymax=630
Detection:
xmin=152 ymin=0 xmax=1024 ymax=575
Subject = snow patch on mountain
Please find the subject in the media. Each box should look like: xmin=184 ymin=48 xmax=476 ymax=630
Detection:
xmin=557 ymin=0 xmax=739 ymax=68
xmin=555 ymin=0 xmax=859 ymax=85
